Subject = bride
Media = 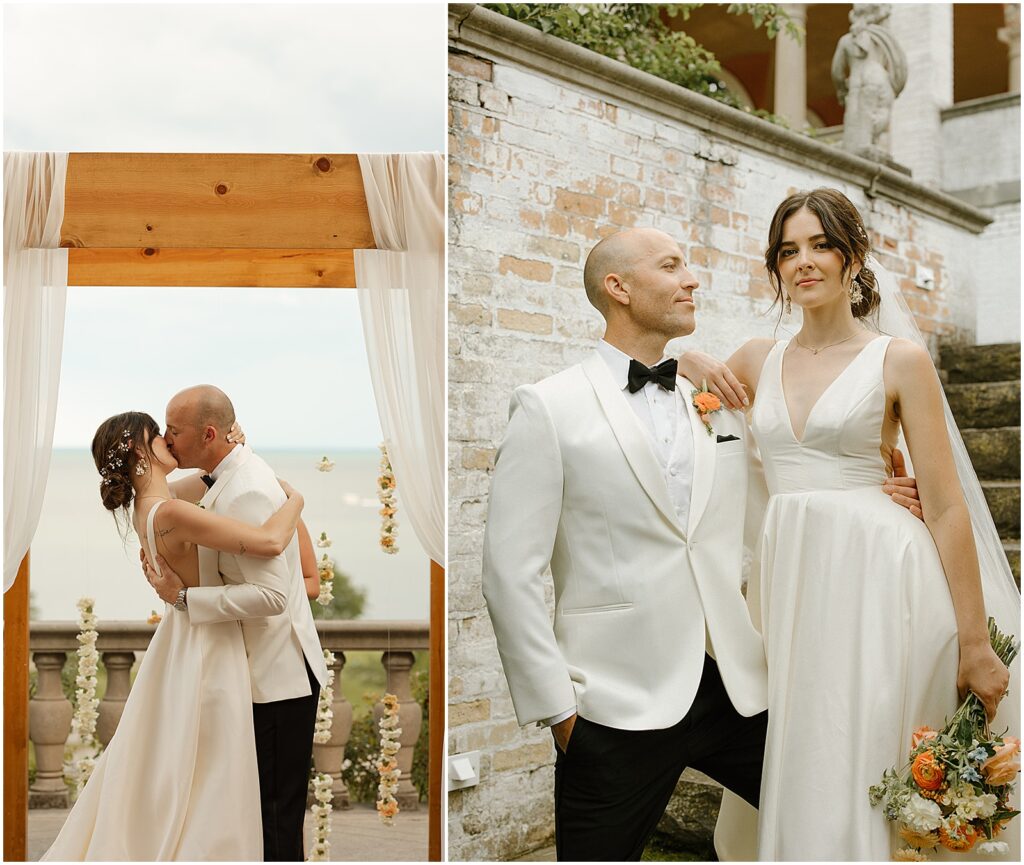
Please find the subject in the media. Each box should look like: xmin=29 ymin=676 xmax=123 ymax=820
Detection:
xmin=44 ymin=411 xmax=302 ymax=860
xmin=681 ymin=188 xmax=1019 ymax=860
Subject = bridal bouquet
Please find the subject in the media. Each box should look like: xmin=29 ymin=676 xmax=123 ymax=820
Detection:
xmin=869 ymin=619 xmax=1020 ymax=859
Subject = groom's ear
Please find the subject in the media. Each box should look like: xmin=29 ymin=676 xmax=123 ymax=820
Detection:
xmin=605 ymin=272 xmax=630 ymax=307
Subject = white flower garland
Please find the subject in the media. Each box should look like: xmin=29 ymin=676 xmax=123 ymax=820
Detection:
xmin=66 ymin=597 xmax=101 ymax=795
xmin=308 ymin=772 xmax=333 ymax=860
xmin=377 ymin=443 xmax=398 ymax=555
xmin=316 ymin=554 xmax=335 ymax=607
xmin=316 ymin=456 xmax=335 ymax=473
xmin=316 ymin=531 xmax=332 ymax=548
xmin=313 ymin=650 xmax=336 ymax=745
xmin=376 ymin=693 xmax=402 ymax=824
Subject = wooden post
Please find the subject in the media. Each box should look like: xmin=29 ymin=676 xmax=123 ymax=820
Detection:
xmin=428 ymin=560 xmax=444 ymax=862
xmin=4 ymin=553 xmax=30 ymax=862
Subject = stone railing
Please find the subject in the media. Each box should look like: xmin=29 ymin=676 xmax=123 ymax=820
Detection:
xmin=29 ymin=619 xmax=428 ymax=811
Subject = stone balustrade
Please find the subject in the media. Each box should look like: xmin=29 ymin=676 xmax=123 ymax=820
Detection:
xmin=28 ymin=619 xmax=428 ymax=811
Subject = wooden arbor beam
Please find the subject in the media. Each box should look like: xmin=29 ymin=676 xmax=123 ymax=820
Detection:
xmin=61 ymin=153 xmax=375 ymax=287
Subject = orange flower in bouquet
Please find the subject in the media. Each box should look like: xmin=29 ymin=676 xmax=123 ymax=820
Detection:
xmin=938 ymin=823 xmax=978 ymax=852
xmin=911 ymin=727 xmax=938 ymax=749
xmin=911 ymin=751 xmax=945 ymax=791
xmin=982 ymin=737 xmax=1020 ymax=785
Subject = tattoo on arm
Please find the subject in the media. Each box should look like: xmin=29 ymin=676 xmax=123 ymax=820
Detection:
xmin=157 ymin=527 xmax=176 ymax=538
xmin=238 ymin=542 xmax=247 ymax=555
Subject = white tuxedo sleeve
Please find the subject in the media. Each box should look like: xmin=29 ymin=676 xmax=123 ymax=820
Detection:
xmin=185 ymin=489 xmax=289 ymax=625
xmin=482 ymin=385 xmax=577 ymax=726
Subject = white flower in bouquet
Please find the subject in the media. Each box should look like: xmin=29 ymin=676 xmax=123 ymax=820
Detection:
xmin=976 ymin=840 xmax=1010 ymax=856
xmin=901 ymin=794 xmax=943 ymax=834
xmin=952 ymin=788 xmax=998 ymax=821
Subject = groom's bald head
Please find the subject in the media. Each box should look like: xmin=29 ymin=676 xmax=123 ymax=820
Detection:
xmin=171 ymin=385 xmax=235 ymax=431
xmin=164 ymin=385 xmax=236 ymax=471
xmin=583 ymin=228 xmax=677 ymax=316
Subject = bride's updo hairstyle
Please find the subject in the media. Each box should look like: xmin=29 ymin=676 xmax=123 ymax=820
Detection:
xmin=91 ymin=412 xmax=161 ymax=523
xmin=764 ymin=187 xmax=880 ymax=320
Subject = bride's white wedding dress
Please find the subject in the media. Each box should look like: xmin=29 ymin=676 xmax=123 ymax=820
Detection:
xmin=749 ymin=336 xmax=1019 ymax=861
xmin=44 ymin=500 xmax=262 ymax=860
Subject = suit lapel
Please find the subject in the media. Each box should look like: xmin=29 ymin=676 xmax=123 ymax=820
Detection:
xmin=582 ymin=353 xmax=684 ymax=537
xmin=681 ymin=377 xmax=717 ymax=536
xmin=197 ymin=446 xmax=252 ymax=587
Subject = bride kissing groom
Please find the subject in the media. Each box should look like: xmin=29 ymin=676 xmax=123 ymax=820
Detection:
xmin=482 ymin=189 xmax=1016 ymax=861
xmin=45 ymin=385 xmax=327 ymax=861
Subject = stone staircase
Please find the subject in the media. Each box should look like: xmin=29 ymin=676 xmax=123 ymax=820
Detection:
xmin=939 ymin=342 xmax=1021 ymax=586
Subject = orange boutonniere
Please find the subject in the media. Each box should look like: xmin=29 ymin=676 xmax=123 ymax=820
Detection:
xmin=691 ymin=379 xmax=722 ymax=436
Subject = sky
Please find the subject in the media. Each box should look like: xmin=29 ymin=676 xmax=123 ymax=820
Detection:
xmin=4 ymin=2 xmax=446 ymax=448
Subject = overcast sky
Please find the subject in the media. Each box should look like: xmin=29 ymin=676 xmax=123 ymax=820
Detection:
xmin=4 ymin=2 xmax=445 ymax=448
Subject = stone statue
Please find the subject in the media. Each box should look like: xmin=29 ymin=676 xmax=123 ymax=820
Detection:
xmin=831 ymin=4 xmax=908 ymax=161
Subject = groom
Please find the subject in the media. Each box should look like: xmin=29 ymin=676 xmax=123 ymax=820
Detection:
xmin=481 ymin=227 xmax=920 ymax=861
xmin=147 ymin=385 xmax=328 ymax=861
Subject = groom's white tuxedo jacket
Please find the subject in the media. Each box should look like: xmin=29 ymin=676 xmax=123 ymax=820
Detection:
xmin=186 ymin=445 xmax=328 ymax=703
xmin=482 ymin=351 xmax=769 ymax=730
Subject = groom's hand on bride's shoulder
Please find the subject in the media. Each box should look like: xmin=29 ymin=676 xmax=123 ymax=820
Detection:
xmin=882 ymin=447 xmax=923 ymax=520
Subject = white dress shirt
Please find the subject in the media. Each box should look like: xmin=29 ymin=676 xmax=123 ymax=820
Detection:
xmin=542 ymin=341 xmax=698 ymax=728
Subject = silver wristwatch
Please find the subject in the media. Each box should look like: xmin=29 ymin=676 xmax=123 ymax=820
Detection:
xmin=173 ymin=587 xmax=188 ymax=612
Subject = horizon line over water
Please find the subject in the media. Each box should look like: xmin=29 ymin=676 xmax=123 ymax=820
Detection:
xmin=32 ymin=448 xmax=429 ymax=622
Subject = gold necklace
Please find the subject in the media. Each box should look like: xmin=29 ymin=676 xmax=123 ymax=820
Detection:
xmin=793 ymin=330 xmax=862 ymax=356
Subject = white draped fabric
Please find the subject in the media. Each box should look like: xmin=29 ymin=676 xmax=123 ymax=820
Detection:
xmin=3 ymin=152 xmax=69 ymax=591
xmin=355 ymin=153 xmax=445 ymax=566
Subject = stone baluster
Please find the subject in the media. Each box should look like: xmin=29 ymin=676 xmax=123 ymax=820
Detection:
xmin=312 ymin=651 xmax=354 ymax=808
xmin=773 ymin=4 xmax=808 ymax=129
xmin=28 ymin=652 xmax=73 ymax=808
xmin=97 ymin=651 xmax=135 ymax=746
xmin=373 ymin=650 xmax=422 ymax=809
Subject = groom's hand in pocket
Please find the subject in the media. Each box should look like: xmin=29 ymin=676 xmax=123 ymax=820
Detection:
xmin=882 ymin=447 xmax=923 ymax=520
xmin=551 ymin=713 xmax=577 ymax=753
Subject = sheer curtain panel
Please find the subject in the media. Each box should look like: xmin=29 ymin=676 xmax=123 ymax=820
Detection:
xmin=355 ymin=153 xmax=444 ymax=565
xmin=3 ymin=152 xmax=69 ymax=591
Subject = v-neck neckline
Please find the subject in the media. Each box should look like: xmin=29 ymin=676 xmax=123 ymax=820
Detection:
xmin=779 ymin=336 xmax=884 ymax=445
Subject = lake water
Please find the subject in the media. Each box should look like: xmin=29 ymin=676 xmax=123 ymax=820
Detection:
xmin=30 ymin=449 xmax=429 ymax=622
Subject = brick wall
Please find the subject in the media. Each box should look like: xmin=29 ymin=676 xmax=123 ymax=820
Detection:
xmin=447 ymin=17 xmax=995 ymax=861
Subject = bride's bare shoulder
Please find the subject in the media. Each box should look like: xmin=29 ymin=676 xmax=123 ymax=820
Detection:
xmin=728 ymin=338 xmax=777 ymax=376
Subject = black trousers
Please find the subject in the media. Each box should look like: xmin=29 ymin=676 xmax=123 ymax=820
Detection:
xmin=554 ymin=654 xmax=768 ymax=862
xmin=252 ymin=659 xmax=320 ymax=861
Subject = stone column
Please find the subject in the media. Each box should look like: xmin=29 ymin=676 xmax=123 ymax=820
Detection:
xmin=773 ymin=4 xmax=807 ymax=129
xmin=999 ymin=4 xmax=1021 ymax=93
xmin=28 ymin=652 xmax=73 ymax=808
xmin=312 ymin=651 xmax=354 ymax=808
xmin=97 ymin=651 xmax=135 ymax=746
xmin=890 ymin=3 xmax=953 ymax=185
xmin=374 ymin=651 xmax=423 ymax=810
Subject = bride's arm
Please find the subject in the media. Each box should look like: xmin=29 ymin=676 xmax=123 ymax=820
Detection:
xmin=156 ymin=482 xmax=304 ymax=559
xmin=888 ymin=339 xmax=1009 ymax=719
xmin=677 ymin=338 xmax=774 ymax=408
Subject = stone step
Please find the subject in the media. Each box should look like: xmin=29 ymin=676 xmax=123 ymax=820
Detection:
xmin=945 ymin=381 xmax=1021 ymax=429
xmin=1004 ymin=541 xmax=1021 ymax=588
xmin=940 ymin=343 xmax=1020 ymax=384
xmin=960 ymin=427 xmax=1020 ymax=480
xmin=983 ymin=481 xmax=1021 ymax=540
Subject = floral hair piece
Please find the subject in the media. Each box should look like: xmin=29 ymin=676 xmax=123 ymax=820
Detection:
xmin=99 ymin=430 xmax=133 ymax=485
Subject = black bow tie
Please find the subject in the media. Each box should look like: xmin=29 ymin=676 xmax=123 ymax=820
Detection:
xmin=201 ymin=474 xmax=215 ymax=489
xmin=627 ymin=358 xmax=678 ymax=394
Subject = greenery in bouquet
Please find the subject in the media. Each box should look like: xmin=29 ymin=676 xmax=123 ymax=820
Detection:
xmin=869 ymin=619 xmax=1020 ymax=859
